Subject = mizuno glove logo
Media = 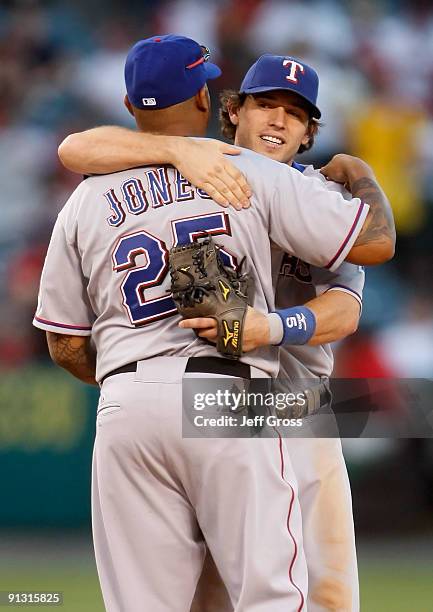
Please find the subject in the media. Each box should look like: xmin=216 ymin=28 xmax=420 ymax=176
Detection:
xmin=222 ymin=320 xmax=240 ymax=348
xmin=219 ymin=280 xmax=231 ymax=301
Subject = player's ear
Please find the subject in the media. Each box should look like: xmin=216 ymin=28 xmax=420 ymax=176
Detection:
xmin=300 ymin=121 xmax=312 ymax=146
xmin=195 ymin=85 xmax=210 ymax=113
xmin=303 ymin=119 xmax=319 ymax=146
xmin=228 ymin=101 xmax=239 ymax=127
xmin=301 ymin=129 xmax=310 ymax=146
xmin=124 ymin=95 xmax=134 ymax=117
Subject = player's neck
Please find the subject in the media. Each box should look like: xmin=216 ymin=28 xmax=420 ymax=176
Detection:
xmin=134 ymin=103 xmax=208 ymax=137
xmin=138 ymin=124 xmax=206 ymax=137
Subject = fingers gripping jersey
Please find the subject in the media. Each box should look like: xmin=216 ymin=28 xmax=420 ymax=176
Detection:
xmin=33 ymin=146 xmax=368 ymax=381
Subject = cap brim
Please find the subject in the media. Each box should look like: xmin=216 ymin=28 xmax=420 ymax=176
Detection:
xmin=240 ymin=85 xmax=321 ymax=119
xmin=204 ymin=62 xmax=222 ymax=80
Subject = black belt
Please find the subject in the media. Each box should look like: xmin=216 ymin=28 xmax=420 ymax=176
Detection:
xmin=102 ymin=356 xmax=251 ymax=383
xmin=275 ymin=380 xmax=332 ymax=419
xmin=186 ymin=357 xmax=251 ymax=379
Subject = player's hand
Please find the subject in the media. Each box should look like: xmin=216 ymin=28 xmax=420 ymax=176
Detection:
xmin=171 ymin=138 xmax=252 ymax=210
xmin=178 ymin=306 xmax=270 ymax=352
xmin=179 ymin=317 xmax=218 ymax=342
xmin=320 ymin=154 xmax=373 ymax=188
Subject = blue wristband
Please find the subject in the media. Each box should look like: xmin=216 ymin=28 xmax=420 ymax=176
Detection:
xmin=273 ymin=306 xmax=316 ymax=346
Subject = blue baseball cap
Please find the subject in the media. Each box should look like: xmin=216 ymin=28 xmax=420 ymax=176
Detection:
xmin=240 ymin=54 xmax=321 ymax=119
xmin=125 ymin=34 xmax=221 ymax=110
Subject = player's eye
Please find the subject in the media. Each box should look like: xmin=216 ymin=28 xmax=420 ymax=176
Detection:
xmin=292 ymin=109 xmax=308 ymax=122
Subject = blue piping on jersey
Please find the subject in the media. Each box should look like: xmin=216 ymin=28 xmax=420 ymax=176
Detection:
xmin=326 ymin=284 xmax=362 ymax=303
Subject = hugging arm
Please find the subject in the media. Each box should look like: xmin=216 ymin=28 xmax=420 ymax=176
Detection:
xmin=303 ymin=290 xmax=360 ymax=346
xmin=179 ymin=289 xmax=361 ymax=352
xmin=58 ymin=127 xmax=251 ymax=209
xmin=322 ymin=155 xmax=396 ymax=265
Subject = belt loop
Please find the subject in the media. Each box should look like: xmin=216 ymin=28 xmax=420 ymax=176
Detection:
xmin=304 ymin=387 xmax=319 ymax=415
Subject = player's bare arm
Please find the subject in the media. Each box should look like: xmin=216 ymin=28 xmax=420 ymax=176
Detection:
xmin=322 ymin=154 xmax=396 ymax=265
xmin=58 ymin=127 xmax=251 ymax=210
xmin=46 ymin=332 xmax=97 ymax=386
xmin=304 ymin=290 xmax=360 ymax=345
xmin=179 ymin=290 xmax=360 ymax=351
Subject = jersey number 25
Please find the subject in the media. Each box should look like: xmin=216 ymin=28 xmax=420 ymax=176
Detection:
xmin=111 ymin=212 xmax=234 ymax=326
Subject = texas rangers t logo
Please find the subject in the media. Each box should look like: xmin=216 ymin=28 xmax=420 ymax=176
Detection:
xmin=282 ymin=59 xmax=304 ymax=83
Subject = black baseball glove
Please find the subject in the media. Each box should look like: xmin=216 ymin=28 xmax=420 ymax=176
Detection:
xmin=169 ymin=236 xmax=250 ymax=358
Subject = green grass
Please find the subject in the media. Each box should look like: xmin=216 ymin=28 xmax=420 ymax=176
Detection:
xmin=0 ymin=565 xmax=103 ymax=611
xmin=1 ymin=560 xmax=432 ymax=611
xmin=360 ymin=564 xmax=433 ymax=612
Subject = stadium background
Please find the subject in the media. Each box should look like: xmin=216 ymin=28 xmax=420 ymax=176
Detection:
xmin=0 ymin=0 xmax=432 ymax=609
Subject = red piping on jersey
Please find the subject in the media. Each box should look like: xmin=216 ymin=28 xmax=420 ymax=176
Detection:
xmin=326 ymin=201 xmax=366 ymax=269
xmin=34 ymin=316 xmax=92 ymax=331
xmin=277 ymin=432 xmax=305 ymax=611
xmin=186 ymin=57 xmax=204 ymax=69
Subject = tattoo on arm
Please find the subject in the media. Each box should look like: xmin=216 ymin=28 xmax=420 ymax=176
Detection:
xmin=48 ymin=333 xmax=97 ymax=385
xmin=352 ymin=177 xmax=395 ymax=247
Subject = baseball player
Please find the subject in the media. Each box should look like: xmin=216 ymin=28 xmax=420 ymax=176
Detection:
xmin=58 ymin=53 xmax=394 ymax=611
xmin=189 ymin=56 xmax=367 ymax=612
xmin=39 ymin=36 xmax=395 ymax=611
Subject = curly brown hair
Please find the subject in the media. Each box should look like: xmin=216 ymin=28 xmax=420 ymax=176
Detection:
xmin=219 ymin=90 xmax=321 ymax=154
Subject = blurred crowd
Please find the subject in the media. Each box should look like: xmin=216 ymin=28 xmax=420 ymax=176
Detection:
xmin=1 ymin=0 xmax=433 ymax=376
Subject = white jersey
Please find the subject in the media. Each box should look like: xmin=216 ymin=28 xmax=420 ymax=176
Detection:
xmin=275 ymin=162 xmax=365 ymax=379
xmin=33 ymin=147 xmax=368 ymax=381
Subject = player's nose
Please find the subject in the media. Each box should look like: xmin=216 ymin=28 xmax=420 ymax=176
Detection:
xmin=267 ymin=106 xmax=286 ymax=129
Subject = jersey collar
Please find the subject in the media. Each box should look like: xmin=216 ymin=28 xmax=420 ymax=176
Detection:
xmin=291 ymin=161 xmax=307 ymax=173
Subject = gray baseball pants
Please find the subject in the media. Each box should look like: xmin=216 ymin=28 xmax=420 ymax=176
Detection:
xmin=92 ymin=357 xmax=308 ymax=611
